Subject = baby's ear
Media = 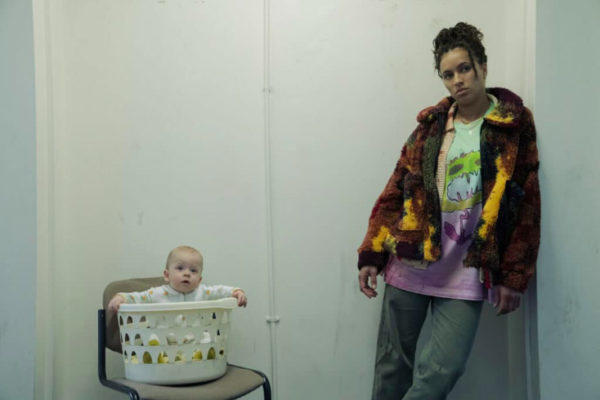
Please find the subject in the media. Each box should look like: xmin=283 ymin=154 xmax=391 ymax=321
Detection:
xmin=163 ymin=269 xmax=170 ymax=282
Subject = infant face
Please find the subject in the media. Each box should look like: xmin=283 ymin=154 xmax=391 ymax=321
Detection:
xmin=163 ymin=248 xmax=203 ymax=293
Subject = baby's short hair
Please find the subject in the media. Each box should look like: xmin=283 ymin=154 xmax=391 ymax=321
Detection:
xmin=165 ymin=245 xmax=204 ymax=272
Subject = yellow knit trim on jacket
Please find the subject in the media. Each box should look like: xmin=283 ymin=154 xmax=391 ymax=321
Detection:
xmin=478 ymin=156 xmax=510 ymax=238
xmin=401 ymin=198 xmax=419 ymax=230
xmin=423 ymin=225 xmax=436 ymax=261
xmin=485 ymin=110 xmax=514 ymax=125
xmin=372 ymin=226 xmax=390 ymax=252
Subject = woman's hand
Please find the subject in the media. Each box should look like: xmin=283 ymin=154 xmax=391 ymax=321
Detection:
xmin=495 ymin=285 xmax=522 ymax=315
xmin=359 ymin=266 xmax=379 ymax=298
xmin=232 ymin=289 xmax=247 ymax=307
xmin=108 ymin=294 xmax=126 ymax=312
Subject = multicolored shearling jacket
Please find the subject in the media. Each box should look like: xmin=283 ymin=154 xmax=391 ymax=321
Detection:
xmin=357 ymin=87 xmax=540 ymax=292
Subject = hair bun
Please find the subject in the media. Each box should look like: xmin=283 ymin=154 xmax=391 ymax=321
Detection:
xmin=433 ymin=22 xmax=487 ymax=75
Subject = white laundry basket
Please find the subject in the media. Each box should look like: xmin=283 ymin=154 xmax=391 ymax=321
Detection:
xmin=117 ymin=298 xmax=236 ymax=385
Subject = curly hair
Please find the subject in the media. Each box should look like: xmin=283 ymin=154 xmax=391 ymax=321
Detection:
xmin=433 ymin=22 xmax=487 ymax=77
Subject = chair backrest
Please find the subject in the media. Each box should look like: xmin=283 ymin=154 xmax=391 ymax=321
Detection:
xmin=102 ymin=277 xmax=165 ymax=353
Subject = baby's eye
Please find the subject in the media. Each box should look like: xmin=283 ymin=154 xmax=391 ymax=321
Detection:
xmin=190 ymin=269 xmax=198 ymax=273
xmin=176 ymin=266 xmax=183 ymax=271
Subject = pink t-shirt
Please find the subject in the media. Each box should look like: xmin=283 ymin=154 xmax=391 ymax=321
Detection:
xmin=385 ymin=104 xmax=495 ymax=301
xmin=384 ymin=203 xmax=486 ymax=301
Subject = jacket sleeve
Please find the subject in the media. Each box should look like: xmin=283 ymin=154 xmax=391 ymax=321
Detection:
xmin=497 ymin=108 xmax=541 ymax=292
xmin=357 ymin=128 xmax=420 ymax=271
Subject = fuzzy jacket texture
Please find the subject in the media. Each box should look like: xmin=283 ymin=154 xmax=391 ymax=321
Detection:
xmin=358 ymin=87 xmax=540 ymax=292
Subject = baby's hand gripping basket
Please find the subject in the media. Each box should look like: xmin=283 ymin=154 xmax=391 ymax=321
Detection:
xmin=117 ymin=298 xmax=236 ymax=385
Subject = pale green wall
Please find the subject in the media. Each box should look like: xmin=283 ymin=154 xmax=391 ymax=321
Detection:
xmin=12 ymin=0 xmax=600 ymax=398
xmin=536 ymin=0 xmax=600 ymax=399
xmin=0 ymin=0 xmax=37 ymax=399
xmin=34 ymin=1 xmax=533 ymax=399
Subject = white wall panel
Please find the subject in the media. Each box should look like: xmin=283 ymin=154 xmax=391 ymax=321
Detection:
xmin=536 ymin=0 xmax=600 ymax=399
xmin=37 ymin=0 xmax=535 ymax=399
xmin=44 ymin=1 xmax=268 ymax=399
xmin=0 ymin=0 xmax=37 ymax=399
xmin=269 ymin=1 xmax=532 ymax=399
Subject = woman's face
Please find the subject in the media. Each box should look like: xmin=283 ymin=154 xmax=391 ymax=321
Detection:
xmin=439 ymin=47 xmax=487 ymax=107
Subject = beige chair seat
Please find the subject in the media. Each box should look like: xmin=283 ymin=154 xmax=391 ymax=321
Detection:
xmin=113 ymin=365 xmax=265 ymax=400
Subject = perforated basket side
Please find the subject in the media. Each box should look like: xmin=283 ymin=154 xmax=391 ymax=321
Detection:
xmin=116 ymin=300 xmax=235 ymax=384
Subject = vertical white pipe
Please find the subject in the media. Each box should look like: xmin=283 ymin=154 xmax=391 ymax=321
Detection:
xmin=33 ymin=0 xmax=56 ymax=398
xmin=262 ymin=0 xmax=279 ymax=398
xmin=524 ymin=0 xmax=537 ymax=112
xmin=523 ymin=1 xmax=539 ymax=399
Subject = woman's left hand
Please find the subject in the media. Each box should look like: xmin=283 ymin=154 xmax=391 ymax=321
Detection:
xmin=495 ymin=285 xmax=522 ymax=315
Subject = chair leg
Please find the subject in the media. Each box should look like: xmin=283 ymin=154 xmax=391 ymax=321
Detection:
xmin=262 ymin=378 xmax=272 ymax=400
xmin=228 ymin=363 xmax=272 ymax=400
xmin=98 ymin=310 xmax=141 ymax=400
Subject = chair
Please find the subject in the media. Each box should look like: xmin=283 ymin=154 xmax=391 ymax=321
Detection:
xmin=98 ymin=277 xmax=271 ymax=400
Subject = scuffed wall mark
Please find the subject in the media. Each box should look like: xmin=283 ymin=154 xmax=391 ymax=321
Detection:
xmin=562 ymin=295 xmax=581 ymax=325
xmin=137 ymin=211 xmax=144 ymax=226
xmin=130 ymin=142 xmax=141 ymax=153
xmin=429 ymin=17 xmax=444 ymax=34
xmin=0 ymin=320 xmax=8 ymax=344
xmin=333 ymin=252 xmax=350 ymax=356
xmin=377 ymin=0 xmax=401 ymax=29
xmin=156 ymin=0 xmax=207 ymax=4
xmin=552 ymin=289 xmax=581 ymax=338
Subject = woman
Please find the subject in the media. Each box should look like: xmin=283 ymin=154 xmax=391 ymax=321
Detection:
xmin=357 ymin=22 xmax=540 ymax=399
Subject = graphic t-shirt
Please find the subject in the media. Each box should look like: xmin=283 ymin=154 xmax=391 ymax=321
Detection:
xmin=384 ymin=102 xmax=495 ymax=300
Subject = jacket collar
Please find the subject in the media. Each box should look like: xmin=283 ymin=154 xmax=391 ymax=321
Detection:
xmin=416 ymin=87 xmax=524 ymax=128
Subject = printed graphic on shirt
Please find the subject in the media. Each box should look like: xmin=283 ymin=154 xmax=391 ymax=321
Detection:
xmin=443 ymin=151 xmax=482 ymax=211
xmin=442 ymin=150 xmax=482 ymax=245
xmin=444 ymin=208 xmax=472 ymax=245
xmin=383 ymin=102 xmax=495 ymax=301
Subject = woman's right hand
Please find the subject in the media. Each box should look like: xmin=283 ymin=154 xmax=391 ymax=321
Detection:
xmin=359 ymin=266 xmax=379 ymax=298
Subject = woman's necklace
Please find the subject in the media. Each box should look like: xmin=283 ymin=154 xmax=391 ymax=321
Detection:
xmin=455 ymin=99 xmax=491 ymax=135
xmin=456 ymin=114 xmax=484 ymax=124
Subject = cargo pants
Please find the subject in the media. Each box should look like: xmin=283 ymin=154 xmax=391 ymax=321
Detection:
xmin=372 ymin=285 xmax=483 ymax=400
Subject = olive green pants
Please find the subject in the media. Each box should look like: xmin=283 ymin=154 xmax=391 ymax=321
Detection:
xmin=372 ymin=285 xmax=483 ymax=400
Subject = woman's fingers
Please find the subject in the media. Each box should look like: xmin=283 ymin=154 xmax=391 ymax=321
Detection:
xmin=359 ymin=266 xmax=378 ymax=298
xmin=496 ymin=285 xmax=521 ymax=315
xmin=369 ymin=269 xmax=378 ymax=291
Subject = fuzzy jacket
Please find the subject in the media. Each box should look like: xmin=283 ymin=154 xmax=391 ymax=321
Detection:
xmin=357 ymin=87 xmax=540 ymax=292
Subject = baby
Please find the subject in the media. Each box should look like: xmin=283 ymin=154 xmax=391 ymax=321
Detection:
xmin=108 ymin=245 xmax=247 ymax=312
